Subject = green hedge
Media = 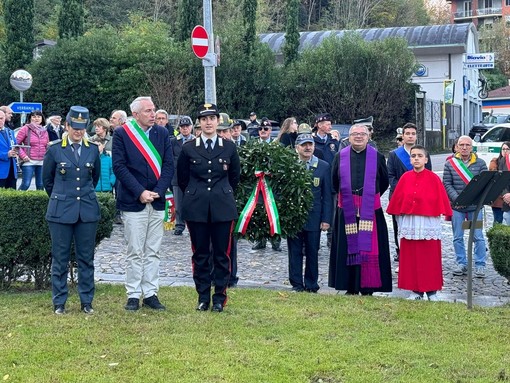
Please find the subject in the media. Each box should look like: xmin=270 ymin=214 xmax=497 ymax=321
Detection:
xmin=487 ymin=224 xmax=510 ymax=283
xmin=0 ymin=191 xmax=116 ymax=290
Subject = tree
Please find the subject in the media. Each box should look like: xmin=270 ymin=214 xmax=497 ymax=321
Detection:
xmin=58 ymin=0 xmax=84 ymax=39
xmin=282 ymin=33 xmax=417 ymax=133
xmin=424 ymin=0 xmax=450 ymax=25
xmin=479 ymin=21 xmax=510 ymax=79
xmin=2 ymin=0 xmax=34 ymax=72
xmin=283 ymin=0 xmax=300 ymax=66
xmin=243 ymin=0 xmax=258 ymax=56
xmin=176 ymin=0 xmax=200 ymax=42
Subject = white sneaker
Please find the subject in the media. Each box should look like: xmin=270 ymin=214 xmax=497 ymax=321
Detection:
xmin=406 ymin=292 xmax=423 ymax=300
xmin=395 ymin=266 xmax=399 ymax=273
xmin=474 ymin=267 xmax=486 ymax=278
xmin=427 ymin=293 xmax=439 ymax=302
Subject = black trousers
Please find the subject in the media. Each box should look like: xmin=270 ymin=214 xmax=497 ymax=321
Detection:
xmin=287 ymin=230 xmax=321 ymax=292
xmin=187 ymin=220 xmax=233 ymax=306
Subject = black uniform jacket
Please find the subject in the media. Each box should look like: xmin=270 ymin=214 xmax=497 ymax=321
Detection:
xmin=177 ymin=136 xmax=240 ymax=223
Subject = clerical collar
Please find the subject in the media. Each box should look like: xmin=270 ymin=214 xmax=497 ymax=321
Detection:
xmin=351 ymin=146 xmax=366 ymax=154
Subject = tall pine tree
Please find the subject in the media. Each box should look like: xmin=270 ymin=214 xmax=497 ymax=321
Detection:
xmin=243 ymin=0 xmax=257 ymax=56
xmin=177 ymin=0 xmax=201 ymax=43
xmin=3 ymin=0 xmax=34 ymax=72
xmin=283 ymin=0 xmax=300 ymax=66
xmin=58 ymin=0 xmax=84 ymax=39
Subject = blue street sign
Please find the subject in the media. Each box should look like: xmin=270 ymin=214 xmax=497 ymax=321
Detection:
xmin=8 ymin=102 xmax=43 ymax=114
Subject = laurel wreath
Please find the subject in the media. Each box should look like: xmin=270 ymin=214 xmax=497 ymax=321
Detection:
xmin=234 ymin=141 xmax=314 ymax=243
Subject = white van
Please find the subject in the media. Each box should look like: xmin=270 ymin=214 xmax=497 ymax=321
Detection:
xmin=472 ymin=123 xmax=510 ymax=165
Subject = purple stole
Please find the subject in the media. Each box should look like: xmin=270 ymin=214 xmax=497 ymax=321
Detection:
xmin=339 ymin=145 xmax=382 ymax=288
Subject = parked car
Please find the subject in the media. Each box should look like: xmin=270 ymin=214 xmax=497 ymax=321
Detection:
xmin=472 ymin=123 xmax=510 ymax=165
xmin=469 ymin=114 xmax=510 ymax=139
xmin=238 ymin=119 xmax=280 ymax=140
xmin=331 ymin=124 xmax=351 ymax=140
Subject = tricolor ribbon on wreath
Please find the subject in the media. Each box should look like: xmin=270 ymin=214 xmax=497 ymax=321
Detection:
xmin=235 ymin=171 xmax=281 ymax=236
xmin=163 ymin=191 xmax=175 ymax=231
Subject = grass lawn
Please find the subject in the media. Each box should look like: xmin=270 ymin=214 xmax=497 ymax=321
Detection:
xmin=1 ymin=284 xmax=509 ymax=383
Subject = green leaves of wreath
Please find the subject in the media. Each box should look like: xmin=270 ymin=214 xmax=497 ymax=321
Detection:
xmin=235 ymin=141 xmax=314 ymax=243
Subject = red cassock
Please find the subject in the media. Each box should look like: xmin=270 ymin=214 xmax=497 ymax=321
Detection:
xmin=387 ymin=169 xmax=453 ymax=292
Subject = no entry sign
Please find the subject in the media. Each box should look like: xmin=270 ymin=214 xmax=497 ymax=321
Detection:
xmin=191 ymin=26 xmax=209 ymax=59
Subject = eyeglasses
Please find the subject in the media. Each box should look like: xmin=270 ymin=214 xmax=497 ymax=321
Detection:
xmin=502 ymin=147 xmax=510 ymax=151
xmin=350 ymin=132 xmax=368 ymax=137
xmin=258 ymin=127 xmax=270 ymax=131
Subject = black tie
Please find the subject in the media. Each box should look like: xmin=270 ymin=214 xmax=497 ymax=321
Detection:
xmin=206 ymin=139 xmax=213 ymax=153
xmin=72 ymin=143 xmax=80 ymax=162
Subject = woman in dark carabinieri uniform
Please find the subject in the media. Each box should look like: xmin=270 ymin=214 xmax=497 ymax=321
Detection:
xmin=328 ymin=123 xmax=392 ymax=295
xmin=177 ymin=103 xmax=240 ymax=313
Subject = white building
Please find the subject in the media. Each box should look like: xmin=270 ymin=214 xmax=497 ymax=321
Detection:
xmin=260 ymin=23 xmax=481 ymax=138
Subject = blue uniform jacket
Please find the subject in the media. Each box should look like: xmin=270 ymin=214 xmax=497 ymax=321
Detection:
xmin=112 ymin=124 xmax=174 ymax=212
xmin=303 ymin=156 xmax=333 ymax=231
xmin=0 ymin=128 xmax=17 ymax=179
xmin=313 ymin=134 xmax=339 ymax=165
xmin=42 ymin=139 xmax=101 ymax=224
xmin=177 ymin=136 xmax=240 ymax=223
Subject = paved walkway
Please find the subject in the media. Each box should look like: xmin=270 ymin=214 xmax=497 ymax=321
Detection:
xmin=94 ymin=196 xmax=510 ymax=308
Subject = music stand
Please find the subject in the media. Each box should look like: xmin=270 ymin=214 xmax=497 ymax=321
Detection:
xmin=454 ymin=170 xmax=510 ymax=309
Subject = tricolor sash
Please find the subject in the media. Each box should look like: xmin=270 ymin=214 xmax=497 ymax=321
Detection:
xmin=448 ymin=157 xmax=473 ymax=184
xmin=235 ymin=171 xmax=281 ymax=236
xmin=123 ymin=119 xmax=162 ymax=179
xmin=163 ymin=191 xmax=175 ymax=231
xmin=395 ymin=146 xmax=412 ymax=171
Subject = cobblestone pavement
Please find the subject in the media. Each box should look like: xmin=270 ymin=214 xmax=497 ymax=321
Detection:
xmin=95 ymin=193 xmax=510 ymax=308
xmin=93 ymin=154 xmax=510 ymax=308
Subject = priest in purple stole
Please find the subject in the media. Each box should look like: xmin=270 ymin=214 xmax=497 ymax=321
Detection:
xmin=328 ymin=124 xmax=392 ymax=294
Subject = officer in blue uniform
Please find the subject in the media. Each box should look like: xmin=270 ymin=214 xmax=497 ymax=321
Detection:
xmin=177 ymin=103 xmax=240 ymax=312
xmin=43 ymin=106 xmax=101 ymax=315
xmin=287 ymin=134 xmax=333 ymax=292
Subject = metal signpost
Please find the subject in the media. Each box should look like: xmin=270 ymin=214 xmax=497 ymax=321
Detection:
xmin=9 ymin=70 xmax=34 ymax=125
xmin=191 ymin=0 xmax=217 ymax=104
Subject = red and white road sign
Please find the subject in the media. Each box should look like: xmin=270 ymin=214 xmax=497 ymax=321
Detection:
xmin=191 ymin=26 xmax=209 ymax=59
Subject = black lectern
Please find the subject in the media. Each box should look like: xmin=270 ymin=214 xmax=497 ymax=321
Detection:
xmin=453 ymin=170 xmax=510 ymax=309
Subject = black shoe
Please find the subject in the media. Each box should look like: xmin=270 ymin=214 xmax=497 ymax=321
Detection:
xmin=291 ymin=287 xmax=304 ymax=292
xmin=125 ymin=298 xmax=140 ymax=311
xmin=252 ymin=241 xmax=266 ymax=250
xmin=305 ymin=288 xmax=319 ymax=293
xmin=143 ymin=295 xmax=166 ymax=310
xmin=227 ymin=282 xmax=237 ymax=288
xmin=196 ymin=302 xmax=210 ymax=311
xmin=81 ymin=303 xmax=94 ymax=314
xmin=174 ymin=229 xmax=183 ymax=236
xmin=272 ymin=244 xmax=282 ymax=252
xmin=54 ymin=304 xmax=65 ymax=315
xmin=114 ymin=215 xmax=123 ymax=225
xmin=211 ymin=303 xmax=223 ymax=312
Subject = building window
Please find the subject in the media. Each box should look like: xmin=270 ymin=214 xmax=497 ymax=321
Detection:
xmin=483 ymin=0 xmax=493 ymax=8
xmin=464 ymin=1 xmax=472 ymax=14
xmin=506 ymin=0 xmax=510 ymax=6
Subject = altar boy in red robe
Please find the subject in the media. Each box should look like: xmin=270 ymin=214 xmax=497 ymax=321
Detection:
xmin=386 ymin=145 xmax=452 ymax=301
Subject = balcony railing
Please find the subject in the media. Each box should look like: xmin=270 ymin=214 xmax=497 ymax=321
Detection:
xmin=454 ymin=10 xmax=473 ymax=18
xmin=477 ymin=7 xmax=503 ymax=16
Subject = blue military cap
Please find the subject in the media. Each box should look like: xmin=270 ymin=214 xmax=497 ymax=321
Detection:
xmin=179 ymin=116 xmax=193 ymax=126
xmin=295 ymin=133 xmax=314 ymax=145
xmin=66 ymin=106 xmax=89 ymax=130
xmin=315 ymin=113 xmax=332 ymax=124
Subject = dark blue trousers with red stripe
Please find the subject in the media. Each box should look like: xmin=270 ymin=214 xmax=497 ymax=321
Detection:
xmin=187 ymin=220 xmax=233 ymax=306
